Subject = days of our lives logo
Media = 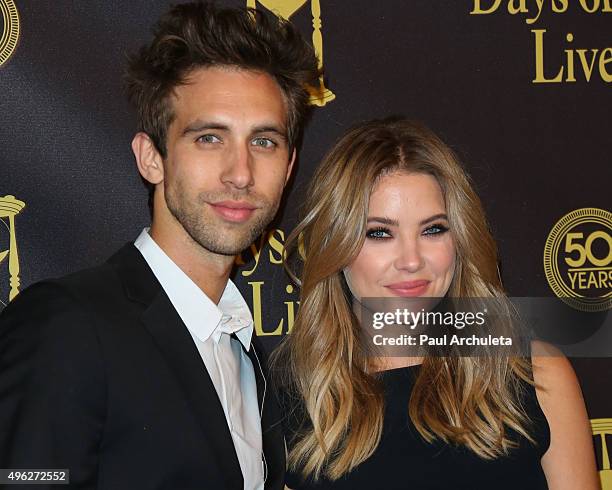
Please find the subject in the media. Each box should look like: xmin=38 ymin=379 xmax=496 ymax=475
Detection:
xmin=470 ymin=0 xmax=612 ymax=83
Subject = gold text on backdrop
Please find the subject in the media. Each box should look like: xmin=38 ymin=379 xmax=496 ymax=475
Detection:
xmin=234 ymin=228 xmax=305 ymax=336
xmin=470 ymin=0 xmax=612 ymax=83
xmin=533 ymin=29 xmax=612 ymax=83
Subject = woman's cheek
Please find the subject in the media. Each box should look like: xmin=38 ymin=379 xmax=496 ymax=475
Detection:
xmin=349 ymin=248 xmax=384 ymax=295
xmin=437 ymin=240 xmax=457 ymax=286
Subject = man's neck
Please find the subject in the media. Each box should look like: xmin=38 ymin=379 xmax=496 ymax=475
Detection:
xmin=149 ymin=222 xmax=234 ymax=305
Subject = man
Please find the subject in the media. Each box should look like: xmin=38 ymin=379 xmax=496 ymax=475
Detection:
xmin=0 ymin=2 xmax=319 ymax=489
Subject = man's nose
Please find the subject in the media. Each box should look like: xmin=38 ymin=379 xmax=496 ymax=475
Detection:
xmin=220 ymin=142 xmax=254 ymax=189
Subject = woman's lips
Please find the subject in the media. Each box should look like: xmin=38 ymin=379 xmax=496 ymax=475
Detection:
xmin=209 ymin=201 xmax=257 ymax=222
xmin=385 ymin=280 xmax=430 ymax=297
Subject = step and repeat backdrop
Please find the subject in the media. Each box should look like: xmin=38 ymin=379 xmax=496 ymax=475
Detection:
xmin=1 ymin=0 xmax=610 ymax=485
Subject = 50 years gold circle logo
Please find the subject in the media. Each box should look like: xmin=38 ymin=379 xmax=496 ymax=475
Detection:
xmin=544 ymin=208 xmax=612 ymax=312
xmin=0 ymin=0 xmax=19 ymax=68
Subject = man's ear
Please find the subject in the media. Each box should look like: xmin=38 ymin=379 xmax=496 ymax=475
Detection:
xmin=132 ymin=132 xmax=164 ymax=185
xmin=285 ymin=148 xmax=297 ymax=185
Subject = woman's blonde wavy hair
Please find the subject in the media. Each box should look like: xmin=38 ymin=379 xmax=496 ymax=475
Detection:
xmin=272 ymin=118 xmax=535 ymax=481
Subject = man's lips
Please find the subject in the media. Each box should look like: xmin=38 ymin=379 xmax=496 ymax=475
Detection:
xmin=209 ymin=200 xmax=257 ymax=222
xmin=384 ymin=280 xmax=430 ymax=297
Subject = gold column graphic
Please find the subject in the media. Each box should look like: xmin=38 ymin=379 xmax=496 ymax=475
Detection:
xmin=0 ymin=195 xmax=25 ymax=302
xmin=247 ymin=0 xmax=336 ymax=106
xmin=592 ymin=418 xmax=612 ymax=489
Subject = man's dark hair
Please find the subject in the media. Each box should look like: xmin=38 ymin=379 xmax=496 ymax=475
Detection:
xmin=125 ymin=1 xmax=320 ymax=210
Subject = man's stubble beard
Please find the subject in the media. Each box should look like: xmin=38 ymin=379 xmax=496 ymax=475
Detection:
xmin=164 ymin=179 xmax=281 ymax=256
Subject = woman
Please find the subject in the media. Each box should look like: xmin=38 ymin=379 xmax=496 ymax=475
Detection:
xmin=273 ymin=118 xmax=599 ymax=489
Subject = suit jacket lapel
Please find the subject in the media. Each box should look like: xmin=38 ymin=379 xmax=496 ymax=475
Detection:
xmin=110 ymin=244 xmax=243 ymax=489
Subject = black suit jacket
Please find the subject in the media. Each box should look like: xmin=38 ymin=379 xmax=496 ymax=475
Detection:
xmin=0 ymin=244 xmax=285 ymax=489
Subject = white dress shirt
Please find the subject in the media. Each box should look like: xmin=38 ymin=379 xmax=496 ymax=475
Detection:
xmin=134 ymin=228 xmax=264 ymax=490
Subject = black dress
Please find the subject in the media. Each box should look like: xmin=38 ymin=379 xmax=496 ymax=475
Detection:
xmin=283 ymin=364 xmax=550 ymax=490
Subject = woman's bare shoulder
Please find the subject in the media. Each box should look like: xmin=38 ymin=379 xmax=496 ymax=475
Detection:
xmin=530 ymin=340 xmax=600 ymax=490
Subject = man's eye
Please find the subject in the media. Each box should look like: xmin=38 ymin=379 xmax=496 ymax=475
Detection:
xmin=366 ymin=227 xmax=392 ymax=240
xmin=197 ymin=134 xmax=221 ymax=144
xmin=422 ymin=224 xmax=449 ymax=236
xmin=252 ymin=138 xmax=276 ymax=149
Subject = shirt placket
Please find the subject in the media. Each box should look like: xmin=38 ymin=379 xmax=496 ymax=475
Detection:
xmin=213 ymin=315 xmax=238 ymax=430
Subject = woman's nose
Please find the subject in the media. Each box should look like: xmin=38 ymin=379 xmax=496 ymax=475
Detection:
xmin=393 ymin=238 xmax=425 ymax=273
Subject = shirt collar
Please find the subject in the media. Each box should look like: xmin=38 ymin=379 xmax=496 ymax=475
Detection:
xmin=134 ymin=228 xmax=253 ymax=350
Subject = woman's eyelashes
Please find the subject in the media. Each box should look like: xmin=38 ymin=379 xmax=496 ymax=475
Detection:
xmin=366 ymin=227 xmax=392 ymax=240
xmin=422 ymin=223 xmax=449 ymax=236
xmin=365 ymin=223 xmax=449 ymax=240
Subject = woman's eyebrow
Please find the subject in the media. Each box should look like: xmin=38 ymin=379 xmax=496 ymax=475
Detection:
xmin=366 ymin=213 xmax=448 ymax=227
xmin=366 ymin=216 xmax=399 ymax=226
xmin=419 ymin=213 xmax=448 ymax=226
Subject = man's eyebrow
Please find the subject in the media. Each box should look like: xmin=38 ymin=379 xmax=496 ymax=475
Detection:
xmin=182 ymin=121 xmax=229 ymax=136
xmin=251 ymin=125 xmax=287 ymax=140
xmin=180 ymin=121 xmax=287 ymax=140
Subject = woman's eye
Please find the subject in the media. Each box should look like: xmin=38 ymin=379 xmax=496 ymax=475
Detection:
xmin=422 ymin=224 xmax=449 ymax=236
xmin=366 ymin=228 xmax=391 ymax=240
xmin=252 ymin=137 xmax=276 ymax=149
xmin=197 ymin=134 xmax=221 ymax=144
